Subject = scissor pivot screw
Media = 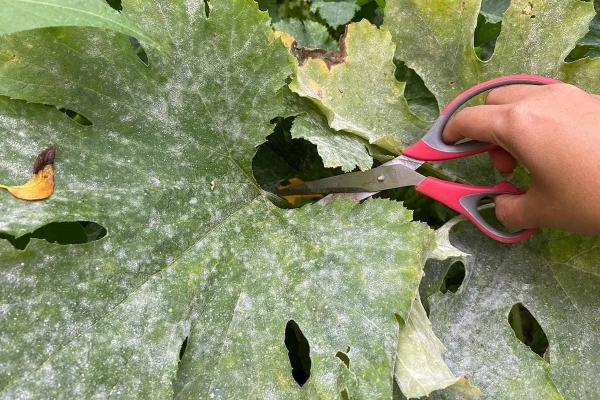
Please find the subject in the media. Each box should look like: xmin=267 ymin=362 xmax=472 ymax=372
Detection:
xmin=377 ymin=175 xmax=385 ymax=182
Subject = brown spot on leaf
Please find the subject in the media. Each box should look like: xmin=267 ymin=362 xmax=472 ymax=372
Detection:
xmin=297 ymin=26 xmax=349 ymax=70
xmin=521 ymin=2 xmax=533 ymax=16
xmin=296 ymin=48 xmax=328 ymax=63
xmin=33 ymin=145 xmax=55 ymax=174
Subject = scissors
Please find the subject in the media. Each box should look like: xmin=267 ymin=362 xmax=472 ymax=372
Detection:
xmin=279 ymin=74 xmax=561 ymax=243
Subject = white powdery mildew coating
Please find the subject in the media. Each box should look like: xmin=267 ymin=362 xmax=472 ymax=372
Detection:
xmin=426 ymin=224 xmax=600 ymax=398
xmin=0 ymin=115 xmax=49 ymax=179
xmin=4 ymin=260 xmax=191 ymax=398
xmin=171 ymin=198 xmax=433 ymax=398
xmin=0 ymin=1 xmax=291 ymax=398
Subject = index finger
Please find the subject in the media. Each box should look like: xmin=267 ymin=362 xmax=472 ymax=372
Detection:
xmin=442 ymin=104 xmax=509 ymax=146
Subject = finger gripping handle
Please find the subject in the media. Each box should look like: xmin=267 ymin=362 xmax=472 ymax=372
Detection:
xmin=403 ymin=74 xmax=561 ymax=161
xmin=415 ymin=177 xmax=535 ymax=243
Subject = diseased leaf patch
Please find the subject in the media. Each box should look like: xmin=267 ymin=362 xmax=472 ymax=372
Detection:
xmin=289 ymin=20 xmax=428 ymax=154
xmin=424 ymin=223 xmax=600 ymax=398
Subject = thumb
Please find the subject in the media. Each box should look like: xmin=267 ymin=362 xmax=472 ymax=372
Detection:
xmin=494 ymin=194 xmax=538 ymax=230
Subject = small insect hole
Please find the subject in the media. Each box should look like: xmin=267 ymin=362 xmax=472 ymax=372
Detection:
xmin=129 ymin=37 xmax=149 ymax=65
xmin=179 ymin=336 xmax=188 ymax=361
xmin=284 ymin=320 xmax=311 ymax=387
xmin=508 ymin=303 xmax=549 ymax=359
xmin=58 ymin=108 xmax=92 ymax=126
xmin=0 ymin=221 xmax=107 ymax=250
xmin=335 ymin=347 xmax=350 ymax=369
xmin=441 ymin=261 xmax=465 ymax=294
xmin=203 ymin=0 xmax=210 ymax=17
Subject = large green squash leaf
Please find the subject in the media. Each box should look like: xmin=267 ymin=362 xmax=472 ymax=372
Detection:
xmin=0 ymin=0 xmax=435 ymax=397
xmin=289 ymin=20 xmax=428 ymax=156
xmin=422 ymin=220 xmax=600 ymax=398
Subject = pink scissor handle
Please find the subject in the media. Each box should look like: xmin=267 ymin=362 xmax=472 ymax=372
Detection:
xmin=403 ymin=74 xmax=561 ymax=161
xmin=415 ymin=177 xmax=535 ymax=243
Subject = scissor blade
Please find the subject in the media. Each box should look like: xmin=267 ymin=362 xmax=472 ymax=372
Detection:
xmin=385 ymin=154 xmax=424 ymax=171
xmin=279 ymin=164 xmax=425 ymax=196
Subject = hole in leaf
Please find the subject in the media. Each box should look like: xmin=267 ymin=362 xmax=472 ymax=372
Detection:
xmin=58 ymin=107 xmax=92 ymax=126
xmin=335 ymin=347 xmax=350 ymax=369
xmin=440 ymin=261 xmax=465 ymax=294
xmin=179 ymin=336 xmax=188 ymax=361
xmin=129 ymin=37 xmax=149 ymax=66
xmin=566 ymin=0 xmax=600 ymax=61
xmin=253 ymin=116 xmax=343 ymax=208
xmin=0 ymin=221 xmax=107 ymax=250
xmin=340 ymin=389 xmax=350 ymax=400
xmin=79 ymin=221 xmax=108 ymax=241
xmin=508 ymin=303 xmax=549 ymax=359
xmin=204 ymin=0 xmax=210 ymax=18
xmin=351 ymin=0 xmax=383 ymax=27
xmin=285 ymin=320 xmax=311 ymax=387
xmin=105 ymin=0 xmax=122 ymax=11
xmin=394 ymin=61 xmax=439 ymax=120
xmin=473 ymin=0 xmax=510 ymax=61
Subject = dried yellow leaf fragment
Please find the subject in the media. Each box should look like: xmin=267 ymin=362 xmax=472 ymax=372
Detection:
xmin=0 ymin=146 xmax=55 ymax=200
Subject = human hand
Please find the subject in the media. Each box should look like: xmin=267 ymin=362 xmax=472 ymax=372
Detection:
xmin=443 ymin=83 xmax=600 ymax=235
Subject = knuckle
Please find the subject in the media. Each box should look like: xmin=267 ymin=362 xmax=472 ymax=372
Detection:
xmin=494 ymin=103 xmax=530 ymax=143
xmin=505 ymin=103 xmax=531 ymax=129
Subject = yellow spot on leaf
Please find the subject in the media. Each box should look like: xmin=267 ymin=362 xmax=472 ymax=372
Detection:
xmin=0 ymin=146 xmax=55 ymax=200
xmin=271 ymin=30 xmax=296 ymax=49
